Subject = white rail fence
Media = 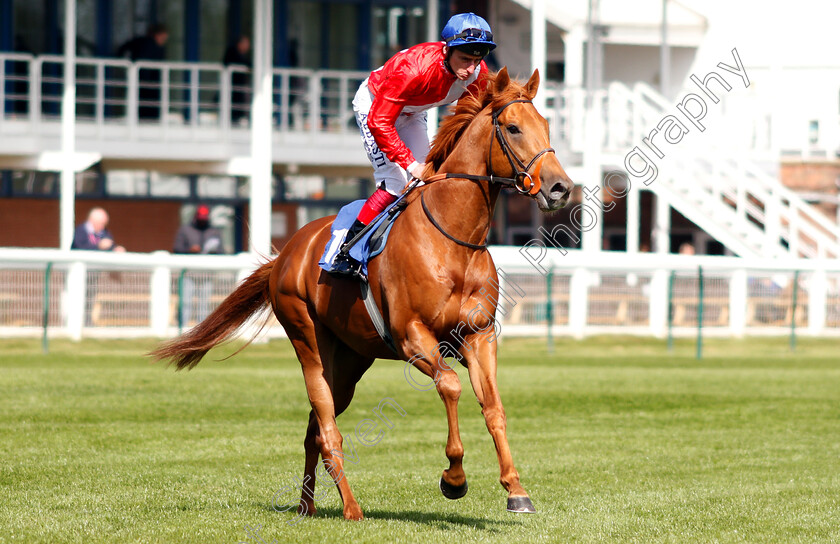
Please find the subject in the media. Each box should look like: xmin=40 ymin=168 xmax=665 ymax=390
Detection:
xmin=2 ymin=247 xmax=840 ymax=340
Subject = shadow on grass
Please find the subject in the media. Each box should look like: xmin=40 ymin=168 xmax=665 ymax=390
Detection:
xmin=262 ymin=503 xmax=521 ymax=531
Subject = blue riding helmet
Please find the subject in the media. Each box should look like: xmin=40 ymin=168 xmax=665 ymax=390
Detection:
xmin=441 ymin=12 xmax=496 ymax=56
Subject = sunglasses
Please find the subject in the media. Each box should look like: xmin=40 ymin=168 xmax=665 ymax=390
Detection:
xmin=451 ymin=28 xmax=493 ymax=42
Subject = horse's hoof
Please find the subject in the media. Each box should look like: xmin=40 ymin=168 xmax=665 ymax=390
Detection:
xmin=439 ymin=476 xmax=468 ymax=500
xmin=343 ymin=505 xmax=364 ymax=521
xmin=297 ymin=504 xmax=316 ymax=517
xmin=506 ymin=496 xmax=536 ymax=513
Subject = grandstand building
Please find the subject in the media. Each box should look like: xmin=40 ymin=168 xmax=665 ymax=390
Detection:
xmin=1 ymin=0 xmax=838 ymax=257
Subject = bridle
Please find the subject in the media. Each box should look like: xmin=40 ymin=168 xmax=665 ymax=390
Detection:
xmin=424 ymin=98 xmax=555 ymax=194
xmin=421 ymin=98 xmax=555 ymax=249
xmin=489 ymin=99 xmax=555 ymax=195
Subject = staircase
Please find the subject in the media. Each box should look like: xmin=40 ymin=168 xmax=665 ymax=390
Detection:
xmin=546 ymin=82 xmax=840 ymax=258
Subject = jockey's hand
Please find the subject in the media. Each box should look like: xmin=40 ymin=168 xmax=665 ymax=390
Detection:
xmin=409 ymin=162 xmax=426 ymax=181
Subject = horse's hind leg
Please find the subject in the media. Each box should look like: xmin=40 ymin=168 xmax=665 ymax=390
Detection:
xmin=280 ymin=299 xmax=370 ymax=520
xmin=460 ymin=333 xmax=534 ymax=513
xmin=297 ymin=348 xmax=373 ymax=518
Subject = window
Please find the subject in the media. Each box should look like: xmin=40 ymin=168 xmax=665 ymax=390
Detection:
xmin=106 ymin=170 xmax=149 ymax=196
xmin=10 ymin=171 xmax=57 ymax=195
xmin=197 ymin=175 xmax=237 ymax=198
xmin=809 ymin=120 xmax=819 ymax=145
xmin=150 ymin=173 xmax=190 ymax=197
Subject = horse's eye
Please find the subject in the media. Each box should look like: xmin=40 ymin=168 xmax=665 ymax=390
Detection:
xmin=507 ymin=124 xmax=521 ymax=135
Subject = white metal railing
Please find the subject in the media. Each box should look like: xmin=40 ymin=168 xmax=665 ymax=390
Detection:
xmin=0 ymin=53 xmax=368 ymax=139
xmin=2 ymin=247 xmax=840 ymax=340
xmin=541 ymin=81 xmax=840 ymax=259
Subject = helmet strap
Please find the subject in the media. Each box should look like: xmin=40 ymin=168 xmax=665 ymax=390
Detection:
xmin=442 ymin=45 xmax=456 ymax=75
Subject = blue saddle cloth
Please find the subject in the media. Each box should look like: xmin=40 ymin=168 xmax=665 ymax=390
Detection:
xmin=318 ymin=199 xmax=404 ymax=276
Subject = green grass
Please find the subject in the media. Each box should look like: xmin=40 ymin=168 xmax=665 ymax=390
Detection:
xmin=1 ymin=336 xmax=839 ymax=543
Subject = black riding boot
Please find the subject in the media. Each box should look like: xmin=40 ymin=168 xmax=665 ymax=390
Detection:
xmin=342 ymin=219 xmax=367 ymax=252
xmin=330 ymin=219 xmax=366 ymax=278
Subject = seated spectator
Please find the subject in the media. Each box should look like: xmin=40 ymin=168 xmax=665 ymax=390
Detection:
xmin=71 ymin=207 xmax=126 ymax=252
xmin=173 ymin=205 xmax=225 ymax=326
xmin=173 ymin=205 xmax=224 ymax=256
xmin=678 ymin=242 xmax=696 ymax=256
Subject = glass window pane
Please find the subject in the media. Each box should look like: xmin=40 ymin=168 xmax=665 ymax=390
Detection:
xmin=160 ymin=2 xmax=185 ymax=61
xmin=11 ymin=171 xmax=57 ymax=195
xmin=75 ymin=169 xmax=101 ymax=195
xmin=289 ymin=1 xmax=323 ymax=69
xmin=328 ymin=5 xmax=359 ymax=70
xmin=324 ymin=178 xmax=361 ymax=199
xmin=284 ymin=175 xmax=325 ymax=200
xmin=150 ymin=173 xmax=190 ymax=197
xmin=106 ymin=170 xmax=149 ymax=196
xmin=197 ymin=175 xmax=237 ymax=198
xmin=200 ymin=0 xmax=227 ymax=63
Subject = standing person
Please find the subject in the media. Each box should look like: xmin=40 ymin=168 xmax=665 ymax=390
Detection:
xmin=223 ymin=35 xmax=252 ymax=124
xmin=173 ymin=205 xmax=225 ymax=326
xmin=332 ymin=13 xmax=496 ymax=274
xmin=117 ymin=23 xmax=169 ymax=120
xmin=71 ymin=207 xmax=126 ymax=252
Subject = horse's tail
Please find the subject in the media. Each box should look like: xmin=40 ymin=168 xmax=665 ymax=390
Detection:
xmin=149 ymin=259 xmax=275 ymax=370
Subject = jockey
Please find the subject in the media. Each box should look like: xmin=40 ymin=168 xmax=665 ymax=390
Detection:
xmin=332 ymin=12 xmax=496 ymax=274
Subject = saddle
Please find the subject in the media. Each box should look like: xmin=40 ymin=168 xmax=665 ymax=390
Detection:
xmin=318 ymin=198 xmax=407 ymax=277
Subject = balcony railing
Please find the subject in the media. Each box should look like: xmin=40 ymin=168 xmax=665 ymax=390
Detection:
xmin=0 ymin=53 xmax=369 ymax=139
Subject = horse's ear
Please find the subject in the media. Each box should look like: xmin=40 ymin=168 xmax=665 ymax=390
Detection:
xmin=495 ymin=67 xmax=510 ymax=93
xmin=525 ymin=69 xmax=540 ymax=99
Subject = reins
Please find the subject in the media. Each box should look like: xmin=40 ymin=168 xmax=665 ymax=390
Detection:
xmin=420 ymin=191 xmax=487 ymax=250
xmin=419 ymin=98 xmax=555 ymax=249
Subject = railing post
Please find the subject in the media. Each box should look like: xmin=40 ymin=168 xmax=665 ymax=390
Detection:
xmin=190 ymin=65 xmax=199 ymax=129
xmin=0 ymin=56 xmax=5 ymax=116
xmin=42 ymin=262 xmax=53 ymax=354
xmin=31 ymin=58 xmax=42 ymax=125
xmin=696 ymin=266 xmax=704 ymax=360
xmin=309 ymin=74 xmax=320 ymax=134
xmin=649 ymin=268 xmax=669 ymax=338
xmin=729 ymin=268 xmax=747 ymax=337
xmin=279 ymin=71 xmax=290 ymax=132
xmin=667 ymin=269 xmax=675 ymax=351
xmin=161 ymin=66 xmax=170 ymax=133
xmin=569 ymin=267 xmax=588 ymax=339
xmin=808 ymin=268 xmax=827 ymax=336
xmin=127 ymin=64 xmax=138 ymax=137
xmin=95 ymin=62 xmax=105 ymax=131
xmin=150 ymin=261 xmax=171 ymax=337
xmin=220 ymin=67 xmax=231 ymax=132
xmin=64 ymin=261 xmax=86 ymax=341
xmin=546 ymin=268 xmax=554 ymax=353
xmin=177 ymin=269 xmax=187 ymax=333
xmin=790 ymin=270 xmax=800 ymax=352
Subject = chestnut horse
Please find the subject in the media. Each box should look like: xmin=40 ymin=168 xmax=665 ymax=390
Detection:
xmin=151 ymin=67 xmax=573 ymax=520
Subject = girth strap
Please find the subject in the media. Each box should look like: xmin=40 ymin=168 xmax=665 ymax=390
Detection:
xmin=359 ymin=277 xmax=398 ymax=354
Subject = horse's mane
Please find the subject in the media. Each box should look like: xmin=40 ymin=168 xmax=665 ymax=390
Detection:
xmin=424 ymin=71 xmax=530 ymax=174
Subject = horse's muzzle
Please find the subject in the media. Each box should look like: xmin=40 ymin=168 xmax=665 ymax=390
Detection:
xmin=536 ymin=179 xmax=572 ymax=211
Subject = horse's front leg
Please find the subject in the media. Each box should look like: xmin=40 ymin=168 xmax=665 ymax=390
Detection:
xmin=401 ymin=321 xmax=468 ymax=499
xmin=460 ymin=334 xmax=535 ymax=513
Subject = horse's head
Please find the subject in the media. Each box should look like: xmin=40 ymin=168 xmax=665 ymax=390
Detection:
xmin=488 ymin=68 xmax=574 ymax=211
